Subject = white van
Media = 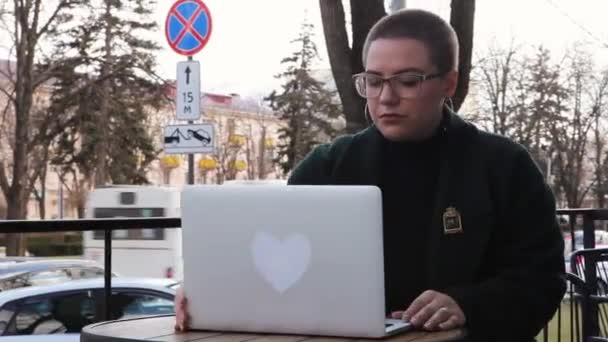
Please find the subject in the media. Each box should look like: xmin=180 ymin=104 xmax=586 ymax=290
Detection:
xmin=83 ymin=186 xmax=182 ymax=280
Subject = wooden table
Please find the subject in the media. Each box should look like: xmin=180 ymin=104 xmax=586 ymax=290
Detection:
xmin=81 ymin=315 xmax=466 ymax=342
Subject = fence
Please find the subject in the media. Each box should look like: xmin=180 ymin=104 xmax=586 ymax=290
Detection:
xmin=0 ymin=209 xmax=607 ymax=340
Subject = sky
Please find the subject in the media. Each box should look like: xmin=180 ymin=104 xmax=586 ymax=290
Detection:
xmin=2 ymin=0 xmax=608 ymax=99
xmin=149 ymin=0 xmax=608 ymax=99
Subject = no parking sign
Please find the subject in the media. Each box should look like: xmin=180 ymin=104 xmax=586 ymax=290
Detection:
xmin=165 ymin=0 xmax=213 ymax=56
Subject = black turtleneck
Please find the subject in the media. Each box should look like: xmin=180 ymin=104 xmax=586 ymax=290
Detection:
xmin=379 ymin=128 xmax=442 ymax=314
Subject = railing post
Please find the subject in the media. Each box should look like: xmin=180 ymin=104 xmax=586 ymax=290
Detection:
xmin=583 ymin=214 xmax=595 ymax=249
xmin=582 ymin=214 xmax=599 ymax=338
xmin=104 ymin=229 xmax=112 ymax=321
xmin=569 ymin=214 xmax=576 ymax=255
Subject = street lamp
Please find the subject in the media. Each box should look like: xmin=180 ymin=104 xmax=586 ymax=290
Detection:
xmin=540 ymin=145 xmax=554 ymax=186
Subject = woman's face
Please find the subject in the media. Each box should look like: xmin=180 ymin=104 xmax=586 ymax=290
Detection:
xmin=364 ymin=38 xmax=458 ymax=142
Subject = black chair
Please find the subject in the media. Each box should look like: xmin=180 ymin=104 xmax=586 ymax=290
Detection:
xmin=540 ymin=272 xmax=586 ymax=342
xmin=569 ymin=248 xmax=608 ymax=340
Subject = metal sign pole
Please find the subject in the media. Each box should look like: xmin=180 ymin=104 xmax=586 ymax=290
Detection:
xmin=165 ymin=0 xmax=213 ymax=184
xmin=187 ymin=55 xmax=195 ymax=185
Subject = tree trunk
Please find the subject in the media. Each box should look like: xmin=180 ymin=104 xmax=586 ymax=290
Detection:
xmin=5 ymin=210 xmax=26 ymax=256
xmin=246 ymin=124 xmax=255 ymax=180
xmin=77 ymin=204 xmax=85 ymax=219
xmin=319 ymin=0 xmax=384 ymax=134
xmin=350 ymin=0 xmax=386 ymax=76
xmin=258 ymin=125 xmax=267 ymax=179
xmin=450 ymin=0 xmax=476 ymax=112
xmin=162 ymin=168 xmax=171 ymax=185
xmin=5 ymin=0 xmax=42 ymax=256
xmin=33 ymin=162 xmax=48 ymax=219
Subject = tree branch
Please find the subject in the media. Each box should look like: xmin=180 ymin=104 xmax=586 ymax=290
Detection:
xmin=31 ymin=0 xmax=42 ymax=40
xmin=26 ymin=153 xmax=44 ymax=195
xmin=31 ymin=184 xmax=41 ymax=201
xmin=0 ymin=83 xmax=16 ymax=102
xmin=579 ymin=179 xmax=596 ymax=208
xmin=36 ymin=0 xmax=67 ymax=38
xmin=0 ymin=64 xmax=16 ymax=88
xmin=1 ymin=101 xmax=11 ymax=124
xmin=0 ymin=160 xmax=10 ymax=196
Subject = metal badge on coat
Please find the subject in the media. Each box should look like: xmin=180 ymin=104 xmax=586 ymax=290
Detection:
xmin=443 ymin=207 xmax=463 ymax=234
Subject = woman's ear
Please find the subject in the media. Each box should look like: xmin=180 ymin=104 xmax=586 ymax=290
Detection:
xmin=444 ymin=70 xmax=459 ymax=98
xmin=364 ymin=102 xmax=373 ymax=126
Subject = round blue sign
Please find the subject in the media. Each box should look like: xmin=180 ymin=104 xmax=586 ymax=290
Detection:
xmin=165 ymin=0 xmax=213 ymax=56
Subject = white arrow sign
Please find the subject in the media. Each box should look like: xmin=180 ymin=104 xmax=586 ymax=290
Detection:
xmin=176 ymin=61 xmax=201 ymax=120
xmin=164 ymin=123 xmax=214 ymax=154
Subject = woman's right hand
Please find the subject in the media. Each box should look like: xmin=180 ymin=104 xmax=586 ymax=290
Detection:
xmin=174 ymin=286 xmax=190 ymax=332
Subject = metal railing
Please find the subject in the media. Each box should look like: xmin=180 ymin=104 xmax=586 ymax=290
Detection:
xmin=544 ymin=209 xmax=608 ymax=342
xmin=0 ymin=208 xmax=607 ymax=340
xmin=0 ymin=217 xmax=181 ymax=321
xmin=558 ymin=208 xmax=608 ymax=250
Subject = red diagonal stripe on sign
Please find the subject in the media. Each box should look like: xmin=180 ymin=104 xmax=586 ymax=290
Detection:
xmin=170 ymin=3 xmax=206 ymax=51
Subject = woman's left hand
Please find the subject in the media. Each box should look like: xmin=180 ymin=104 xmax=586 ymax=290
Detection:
xmin=391 ymin=290 xmax=466 ymax=331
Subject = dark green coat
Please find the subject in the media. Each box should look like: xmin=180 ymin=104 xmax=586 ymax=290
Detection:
xmin=288 ymin=111 xmax=566 ymax=341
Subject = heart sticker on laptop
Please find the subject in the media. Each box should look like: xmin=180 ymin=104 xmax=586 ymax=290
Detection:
xmin=251 ymin=232 xmax=311 ymax=294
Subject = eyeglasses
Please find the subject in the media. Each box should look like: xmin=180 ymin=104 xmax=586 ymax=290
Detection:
xmin=352 ymin=71 xmax=445 ymax=99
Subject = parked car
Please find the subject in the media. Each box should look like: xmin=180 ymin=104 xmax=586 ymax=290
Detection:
xmin=0 ymin=277 xmax=177 ymax=336
xmin=0 ymin=259 xmax=112 ymax=292
xmin=564 ymin=230 xmax=608 ymax=259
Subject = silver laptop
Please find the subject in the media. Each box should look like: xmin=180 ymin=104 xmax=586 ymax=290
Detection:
xmin=180 ymin=185 xmax=411 ymax=338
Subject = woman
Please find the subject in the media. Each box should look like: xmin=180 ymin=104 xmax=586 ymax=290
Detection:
xmin=176 ymin=9 xmax=565 ymax=342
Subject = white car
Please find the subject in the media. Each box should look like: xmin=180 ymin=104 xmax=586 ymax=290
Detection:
xmin=0 ymin=277 xmax=177 ymax=337
xmin=0 ymin=259 xmax=111 ymax=291
xmin=564 ymin=230 xmax=608 ymax=258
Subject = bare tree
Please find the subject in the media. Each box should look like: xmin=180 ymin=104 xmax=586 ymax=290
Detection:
xmin=61 ymin=171 xmax=88 ymax=218
xmin=0 ymin=0 xmax=81 ymax=255
xmin=474 ymin=43 xmax=563 ymax=158
xmin=208 ymin=116 xmax=244 ymax=184
xmin=550 ymin=48 xmax=595 ymax=208
xmin=474 ymin=41 xmax=521 ymax=136
xmin=591 ymin=68 xmax=608 ymax=207
xmin=472 ymin=42 xmax=608 ymax=208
